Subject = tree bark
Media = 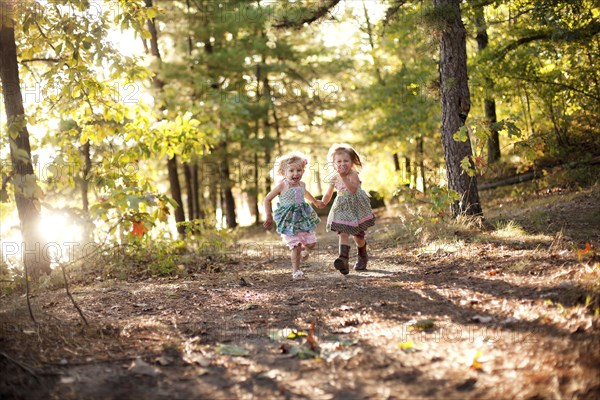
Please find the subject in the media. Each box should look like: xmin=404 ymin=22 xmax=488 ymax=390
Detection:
xmin=417 ymin=135 xmax=426 ymax=194
xmin=183 ymin=161 xmax=195 ymax=221
xmin=218 ymin=141 xmax=237 ymax=228
xmin=167 ymin=156 xmax=186 ymax=235
xmin=393 ymin=153 xmax=401 ymax=172
xmin=0 ymin=17 xmax=51 ymax=282
xmin=474 ymin=4 xmax=501 ymax=164
xmin=191 ymin=161 xmax=204 ymax=220
xmin=81 ymin=141 xmax=91 ymax=214
xmin=433 ymin=0 xmax=482 ymax=216
xmin=145 ymin=0 xmax=186 ymax=234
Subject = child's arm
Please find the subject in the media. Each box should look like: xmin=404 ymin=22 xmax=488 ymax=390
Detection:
xmin=321 ymin=183 xmax=335 ymax=205
xmin=338 ymin=170 xmax=361 ymax=194
xmin=263 ymin=182 xmax=284 ymax=229
xmin=302 ymin=183 xmax=322 ymax=207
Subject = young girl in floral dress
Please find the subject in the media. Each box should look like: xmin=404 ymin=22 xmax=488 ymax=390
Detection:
xmin=321 ymin=143 xmax=375 ymax=275
xmin=263 ymin=151 xmax=323 ymax=280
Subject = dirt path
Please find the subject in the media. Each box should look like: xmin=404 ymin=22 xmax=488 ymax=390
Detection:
xmin=1 ymin=189 xmax=599 ymax=399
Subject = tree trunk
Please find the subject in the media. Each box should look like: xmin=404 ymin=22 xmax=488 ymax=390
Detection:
xmin=81 ymin=141 xmax=91 ymax=215
xmin=252 ymin=153 xmax=260 ymax=225
xmin=145 ymin=0 xmax=186 ymax=234
xmin=393 ymin=153 xmax=401 ymax=171
xmin=418 ymin=136 xmax=426 ymax=194
xmin=207 ymin=158 xmax=218 ymax=215
xmin=183 ymin=162 xmax=194 ymax=221
xmin=167 ymin=156 xmax=186 ymax=235
xmin=433 ymin=0 xmax=482 ymax=216
xmin=474 ymin=4 xmax=501 ymax=164
xmin=192 ymin=162 xmax=204 ymax=220
xmin=0 ymin=18 xmax=51 ymax=282
xmin=218 ymin=141 xmax=237 ymax=228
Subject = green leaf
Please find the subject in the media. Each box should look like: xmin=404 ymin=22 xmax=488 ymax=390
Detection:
xmin=412 ymin=319 xmax=436 ymax=331
xmin=215 ymin=344 xmax=249 ymax=357
xmin=460 ymin=156 xmax=476 ymax=177
xmin=453 ymin=126 xmax=469 ymax=142
xmin=289 ymin=346 xmax=319 ymax=359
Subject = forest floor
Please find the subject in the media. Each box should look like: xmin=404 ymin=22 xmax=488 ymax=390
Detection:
xmin=1 ymin=184 xmax=600 ymax=399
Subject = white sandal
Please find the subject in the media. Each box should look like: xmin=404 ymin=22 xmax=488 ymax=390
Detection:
xmin=292 ymin=270 xmax=304 ymax=280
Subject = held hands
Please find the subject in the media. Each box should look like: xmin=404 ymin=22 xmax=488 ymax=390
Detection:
xmin=315 ymin=200 xmax=327 ymax=209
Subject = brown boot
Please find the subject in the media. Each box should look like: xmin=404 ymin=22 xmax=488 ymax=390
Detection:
xmin=334 ymin=244 xmax=350 ymax=275
xmin=354 ymin=243 xmax=368 ymax=271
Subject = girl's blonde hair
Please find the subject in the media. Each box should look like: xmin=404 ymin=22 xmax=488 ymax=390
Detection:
xmin=327 ymin=143 xmax=363 ymax=171
xmin=274 ymin=151 xmax=309 ymax=177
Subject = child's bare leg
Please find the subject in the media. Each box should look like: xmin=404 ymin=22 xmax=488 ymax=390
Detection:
xmin=301 ymin=242 xmax=316 ymax=260
xmin=339 ymin=233 xmax=350 ymax=246
xmin=353 ymin=235 xmax=366 ymax=248
xmin=291 ymin=245 xmax=302 ymax=272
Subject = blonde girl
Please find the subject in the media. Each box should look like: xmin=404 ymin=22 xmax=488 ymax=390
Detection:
xmin=263 ymin=151 xmax=323 ymax=279
xmin=321 ymin=144 xmax=375 ymax=274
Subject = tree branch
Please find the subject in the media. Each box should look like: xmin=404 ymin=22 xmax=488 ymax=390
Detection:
xmin=272 ymin=0 xmax=342 ymax=29
xmin=382 ymin=0 xmax=408 ymax=32
xmin=503 ymin=74 xmax=600 ymax=102
xmin=0 ymin=352 xmax=40 ymax=383
xmin=496 ymin=21 xmax=600 ymax=60
xmin=20 ymin=58 xmax=60 ymax=64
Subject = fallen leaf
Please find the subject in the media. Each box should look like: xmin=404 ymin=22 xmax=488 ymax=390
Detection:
xmin=397 ymin=341 xmax=419 ymax=353
xmin=156 ymin=356 xmax=173 ymax=366
xmin=128 ymin=358 xmax=159 ymax=376
xmin=467 ymin=350 xmax=484 ymax=371
xmin=412 ymin=319 xmax=436 ymax=331
xmin=60 ymin=376 xmax=76 ymax=384
xmin=183 ymin=353 xmax=211 ymax=367
xmin=215 ymin=344 xmax=249 ymax=357
xmin=289 ymin=346 xmax=319 ymax=359
xmin=577 ymin=242 xmax=594 ymax=259
xmin=471 ymin=315 xmax=493 ymax=324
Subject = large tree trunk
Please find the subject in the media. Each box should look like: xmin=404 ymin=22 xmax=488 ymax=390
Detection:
xmin=433 ymin=0 xmax=482 ymax=216
xmin=145 ymin=0 xmax=186 ymax=234
xmin=0 ymin=18 xmax=51 ymax=282
xmin=474 ymin=4 xmax=501 ymax=164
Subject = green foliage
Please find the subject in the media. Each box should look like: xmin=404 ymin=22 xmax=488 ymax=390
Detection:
xmin=428 ymin=185 xmax=461 ymax=219
xmin=454 ymin=117 xmax=523 ymax=176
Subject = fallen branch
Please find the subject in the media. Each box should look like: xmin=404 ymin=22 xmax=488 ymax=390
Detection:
xmin=478 ymin=169 xmax=542 ymax=190
xmin=0 ymin=351 xmax=41 ymax=383
xmin=60 ymin=264 xmax=89 ymax=326
xmin=479 ymin=156 xmax=600 ymax=191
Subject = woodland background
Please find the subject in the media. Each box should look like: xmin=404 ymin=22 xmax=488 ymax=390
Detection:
xmin=0 ymin=0 xmax=599 ymax=295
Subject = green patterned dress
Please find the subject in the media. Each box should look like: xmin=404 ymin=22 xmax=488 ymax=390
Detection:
xmin=274 ymin=181 xmax=320 ymax=235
